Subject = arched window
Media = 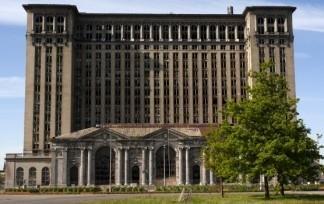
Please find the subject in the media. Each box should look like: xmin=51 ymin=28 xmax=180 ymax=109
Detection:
xmin=219 ymin=25 xmax=226 ymax=40
xmin=16 ymin=167 xmax=24 ymax=186
xmin=155 ymin=145 xmax=176 ymax=184
xmin=277 ymin=16 xmax=285 ymax=33
xmin=41 ymin=167 xmax=50 ymax=186
xmin=257 ymin=17 xmax=264 ymax=34
xmin=210 ymin=25 xmax=216 ymax=40
xmin=28 ymin=167 xmax=37 ymax=186
xmin=267 ymin=17 xmax=275 ymax=33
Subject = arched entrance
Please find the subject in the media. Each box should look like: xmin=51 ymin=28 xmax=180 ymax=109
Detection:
xmin=70 ymin=166 xmax=78 ymax=186
xmin=95 ymin=146 xmax=115 ymax=185
xmin=131 ymin=166 xmax=140 ymax=184
xmin=155 ymin=145 xmax=176 ymax=185
xmin=192 ymin=165 xmax=200 ymax=184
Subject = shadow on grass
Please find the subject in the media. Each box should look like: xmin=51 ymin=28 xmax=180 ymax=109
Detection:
xmin=247 ymin=194 xmax=324 ymax=201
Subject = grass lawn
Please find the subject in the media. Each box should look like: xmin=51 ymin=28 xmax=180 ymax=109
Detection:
xmin=84 ymin=193 xmax=324 ymax=204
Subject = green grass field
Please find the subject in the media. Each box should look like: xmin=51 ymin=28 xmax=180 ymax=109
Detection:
xmin=85 ymin=193 xmax=324 ymax=204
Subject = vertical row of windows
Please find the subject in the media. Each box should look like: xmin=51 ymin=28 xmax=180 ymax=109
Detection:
xmin=32 ymin=46 xmax=41 ymax=152
xmin=221 ymin=53 xmax=227 ymax=107
xmin=163 ymin=52 xmax=170 ymax=123
xmin=269 ymin=47 xmax=275 ymax=72
xmin=173 ymin=53 xmax=179 ymax=123
xmin=230 ymin=53 xmax=237 ymax=102
xmin=211 ymin=53 xmax=218 ymax=123
xmin=279 ymin=47 xmax=286 ymax=75
xmin=201 ymin=53 xmax=208 ymax=123
xmin=239 ymin=53 xmax=247 ymax=99
xmin=56 ymin=47 xmax=63 ymax=136
xmin=44 ymin=47 xmax=52 ymax=151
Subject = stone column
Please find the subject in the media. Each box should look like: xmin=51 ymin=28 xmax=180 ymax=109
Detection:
xmin=185 ymin=147 xmax=190 ymax=185
xmin=264 ymin=17 xmax=268 ymax=33
xmin=168 ymin=25 xmax=172 ymax=41
xmin=130 ymin=24 xmax=134 ymax=41
xmin=178 ymin=25 xmax=182 ymax=41
xmin=234 ymin=25 xmax=238 ymax=41
xmin=274 ymin=18 xmax=278 ymax=33
xmin=124 ymin=148 xmax=128 ymax=185
xmin=201 ymin=153 xmax=206 ymax=185
xmin=79 ymin=148 xmax=85 ymax=186
xmin=140 ymin=24 xmax=144 ymax=41
xmin=111 ymin=25 xmax=115 ymax=41
xmin=197 ymin=25 xmax=201 ymax=41
xmin=53 ymin=16 xmax=56 ymax=33
xmin=149 ymin=24 xmax=153 ymax=41
xmin=62 ymin=148 xmax=68 ymax=185
xmin=149 ymin=147 xmax=153 ymax=185
xmin=187 ymin=25 xmax=191 ymax=41
xmin=225 ymin=25 xmax=229 ymax=41
xmin=121 ymin=24 xmax=124 ymax=41
xmin=216 ymin=25 xmax=219 ymax=41
xmin=50 ymin=148 xmax=57 ymax=186
xmin=209 ymin=170 xmax=214 ymax=185
xmin=178 ymin=147 xmax=183 ymax=185
xmin=63 ymin=16 xmax=66 ymax=32
xmin=42 ymin=16 xmax=45 ymax=33
xmin=159 ymin=25 xmax=163 ymax=41
xmin=284 ymin=18 xmax=288 ymax=32
xmin=206 ymin=25 xmax=210 ymax=41
xmin=141 ymin=148 xmax=146 ymax=185
xmin=115 ymin=148 xmax=121 ymax=185
xmin=87 ymin=148 xmax=92 ymax=186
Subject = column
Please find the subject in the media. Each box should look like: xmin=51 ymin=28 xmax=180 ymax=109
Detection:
xmin=216 ymin=25 xmax=219 ymax=41
xmin=284 ymin=18 xmax=288 ymax=32
xmin=53 ymin=16 xmax=56 ymax=33
xmin=140 ymin=52 xmax=145 ymax=122
xmin=149 ymin=24 xmax=153 ymax=41
xmin=159 ymin=52 xmax=164 ymax=123
xmin=124 ymin=148 xmax=128 ymax=185
xmin=197 ymin=25 xmax=201 ymax=41
xmin=130 ymin=51 xmax=135 ymax=123
xmin=264 ymin=17 xmax=268 ymax=33
xmin=63 ymin=16 xmax=66 ymax=32
xmin=225 ymin=25 xmax=229 ymax=41
xmin=206 ymin=25 xmax=210 ymax=41
xmin=234 ymin=25 xmax=238 ymax=41
xmin=168 ymin=25 xmax=172 ymax=41
xmin=149 ymin=52 xmax=155 ymax=123
xmin=201 ymin=153 xmax=206 ymax=185
xmin=50 ymin=148 xmax=57 ymax=185
xmin=207 ymin=52 xmax=213 ymax=123
xmin=209 ymin=170 xmax=214 ymax=185
xmin=188 ymin=52 xmax=193 ymax=123
xmin=115 ymin=148 xmax=122 ymax=185
xmin=178 ymin=25 xmax=182 ymax=41
xmin=169 ymin=52 xmax=174 ymax=123
xmin=187 ymin=25 xmax=191 ymax=41
xmin=274 ymin=18 xmax=278 ymax=33
xmin=79 ymin=148 xmax=85 ymax=186
xmin=130 ymin=24 xmax=134 ymax=41
xmin=62 ymin=148 xmax=68 ymax=185
xmin=111 ymin=25 xmax=115 ymax=41
xmin=159 ymin=25 xmax=163 ymax=41
xmin=120 ymin=51 xmax=125 ymax=123
xmin=87 ymin=148 xmax=92 ymax=186
xmin=178 ymin=147 xmax=183 ymax=185
xmin=149 ymin=147 xmax=153 ymax=185
xmin=141 ymin=148 xmax=146 ymax=185
xmin=42 ymin=16 xmax=45 ymax=33
xmin=185 ymin=147 xmax=190 ymax=185
xmin=121 ymin=24 xmax=124 ymax=41
xmin=140 ymin=24 xmax=144 ymax=41
xmin=178 ymin=53 xmax=184 ymax=123
xmin=110 ymin=50 xmax=115 ymax=122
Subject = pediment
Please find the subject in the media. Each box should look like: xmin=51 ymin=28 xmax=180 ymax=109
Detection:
xmin=144 ymin=128 xmax=185 ymax=140
xmin=82 ymin=129 xmax=128 ymax=141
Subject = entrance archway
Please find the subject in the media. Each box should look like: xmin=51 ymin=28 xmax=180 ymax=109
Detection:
xmin=70 ymin=165 xmax=78 ymax=186
xmin=131 ymin=166 xmax=140 ymax=184
xmin=155 ymin=145 xmax=176 ymax=185
xmin=95 ymin=146 xmax=115 ymax=185
xmin=192 ymin=164 xmax=200 ymax=184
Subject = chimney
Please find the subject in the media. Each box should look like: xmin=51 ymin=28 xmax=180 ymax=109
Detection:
xmin=227 ymin=6 xmax=234 ymax=15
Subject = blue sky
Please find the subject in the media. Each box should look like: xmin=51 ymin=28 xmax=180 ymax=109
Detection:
xmin=0 ymin=0 xmax=323 ymax=168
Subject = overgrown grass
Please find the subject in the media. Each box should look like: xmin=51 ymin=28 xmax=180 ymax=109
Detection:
xmin=84 ymin=193 xmax=324 ymax=204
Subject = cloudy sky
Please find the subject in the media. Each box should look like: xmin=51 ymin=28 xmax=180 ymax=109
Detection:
xmin=0 ymin=0 xmax=324 ymax=167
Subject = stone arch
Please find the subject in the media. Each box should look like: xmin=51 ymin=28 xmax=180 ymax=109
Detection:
xmin=95 ymin=146 xmax=115 ymax=185
xmin=155 ymin=145 xmax=176 ymax=185
xmin=16 ymin=167 xmax=24 ymax=186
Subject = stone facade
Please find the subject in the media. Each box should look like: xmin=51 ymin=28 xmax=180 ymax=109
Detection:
xmin=5 ymin=4 xmax=296 ymax=188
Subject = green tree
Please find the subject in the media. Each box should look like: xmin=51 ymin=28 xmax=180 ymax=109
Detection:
xmin=204 ymin=62 xmax=322 ymax=199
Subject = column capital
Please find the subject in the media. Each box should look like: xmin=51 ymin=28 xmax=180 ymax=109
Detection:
xmin=148 ymin=146 xmax=154 ymax=151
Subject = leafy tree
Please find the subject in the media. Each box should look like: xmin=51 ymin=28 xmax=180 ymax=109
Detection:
xmin=204 ymin=62 xmax=323 ymax=199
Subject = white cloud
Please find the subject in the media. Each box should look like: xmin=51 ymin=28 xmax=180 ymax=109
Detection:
xmin=1 ymin=0 xmax=324 ymax=32
xmin=0 ymin=76 xmax=25 ymax=98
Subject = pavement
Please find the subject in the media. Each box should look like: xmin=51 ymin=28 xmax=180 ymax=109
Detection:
xmin=0 ymin=191 xmax=323 ymax=204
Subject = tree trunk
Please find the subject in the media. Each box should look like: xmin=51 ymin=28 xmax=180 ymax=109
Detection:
xmin=220 ymin=177 xmax=224 ymax=198
xmin=280 ymin=182 xmax=285 ymax=196
xmin=264 ymin=176 xmax=270 ymax=199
